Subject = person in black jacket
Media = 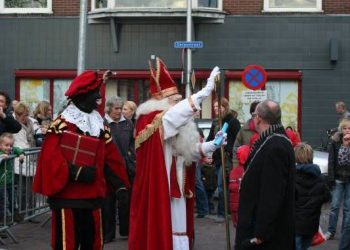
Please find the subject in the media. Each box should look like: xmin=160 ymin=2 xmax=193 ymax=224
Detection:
xmin=294 ymin=143 xmax=330 ymax=250
xmin=102 ymin=96 xmax=135 ymax=243
xmin=0 ymin=91 xmax=21 ymax=135
xmin=235 ymin=99 xmax=295 ymax=250
xmin=207 ymin=97 xmax=240 ymax=222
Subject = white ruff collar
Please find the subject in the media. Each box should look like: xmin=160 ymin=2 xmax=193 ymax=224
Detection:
xmin=61 ymin=104 xmax=104 ymax=137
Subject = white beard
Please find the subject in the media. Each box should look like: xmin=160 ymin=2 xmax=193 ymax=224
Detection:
xmin=172 ymin=120 xmax=200 ymax=165
xmin=136 ymin=98 xmax=171 ymax=119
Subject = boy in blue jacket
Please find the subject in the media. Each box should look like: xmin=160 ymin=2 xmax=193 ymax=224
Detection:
xmin=294 ymin=143 xmax=330 ymax=250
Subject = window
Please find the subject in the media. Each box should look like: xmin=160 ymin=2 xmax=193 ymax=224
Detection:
xmin=53 ymin=79 xmax=71 ymax=118
xmin=0 ymin=0 xmax=52 ymax=14
xmin=263 ymin=0 xmax=322 ymax=12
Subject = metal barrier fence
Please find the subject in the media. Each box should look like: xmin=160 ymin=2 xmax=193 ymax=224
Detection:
xmin=0 ymin=147 xmax=49 ymax=244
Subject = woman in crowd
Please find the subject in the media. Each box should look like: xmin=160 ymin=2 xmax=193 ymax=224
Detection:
xmin=122 ymin=100 xmax=137 ymax=124
xmin=206 ymin=97 xmax=240 ymax=222
xmin=13 ymin=102 xmax=36 ymax=219
xmin=325 ymin=118 xmax=350 ymax=250
xmin=32 ymin=101 xmax=52 ymax=146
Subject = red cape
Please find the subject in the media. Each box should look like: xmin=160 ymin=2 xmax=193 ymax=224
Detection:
xmin=129 ymin=111 xmax=173 ymax=250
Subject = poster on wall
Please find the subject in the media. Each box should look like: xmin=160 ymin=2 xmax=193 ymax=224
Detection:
xmin=19 ymin=79 xmax=50 ymax=113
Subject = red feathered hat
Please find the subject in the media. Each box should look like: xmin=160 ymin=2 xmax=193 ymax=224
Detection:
xmin=65 ymin=70 xmax=103 ymax=98
xmin=148 ymin=57 xmax=178 ymax=99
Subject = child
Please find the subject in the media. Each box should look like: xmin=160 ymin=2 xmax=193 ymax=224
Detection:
xmin=228 ymin=145 xmax=250 ymax=227
xmin=0 ymin=133 xmax=24 ymax=221
xmin=294 ymin=143 xmax=330 ymax=250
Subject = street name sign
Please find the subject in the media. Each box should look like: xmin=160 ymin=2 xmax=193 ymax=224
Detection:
xmin=174 ymin=41 xmax=204 ymax=49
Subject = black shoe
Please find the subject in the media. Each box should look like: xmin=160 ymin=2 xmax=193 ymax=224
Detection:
xmin=103 ymin=238 xmax=114 ymax=244
xmin=196 ymin=214 xmax=208 ymax=218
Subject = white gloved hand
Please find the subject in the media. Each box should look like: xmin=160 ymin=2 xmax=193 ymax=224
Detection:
xmin=201 ymin=131 xmax=227 ymax=154
xmin=192 ymin=66 xmax=220 ymax=105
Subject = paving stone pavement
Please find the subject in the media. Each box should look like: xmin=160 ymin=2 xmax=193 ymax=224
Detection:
xmin=0 ymin=204 xmax=341 ymax=250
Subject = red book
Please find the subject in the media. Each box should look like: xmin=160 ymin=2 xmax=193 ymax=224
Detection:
xmin=60 ymin=131 xmax=100 ymax=166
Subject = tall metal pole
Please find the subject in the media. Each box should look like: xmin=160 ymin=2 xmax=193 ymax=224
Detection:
xmin=216 ymin=71 xmax=232 ymax=250
xmin=185 ymin=0 xmax=192 ymax=98
xmin=77 ymin=0 xmax=88 ymax=75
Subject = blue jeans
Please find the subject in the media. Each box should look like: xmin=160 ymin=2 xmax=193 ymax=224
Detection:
xmin=329 ymin=181 xmax=350 ymax=250
xmin=295 ymin=234 xmax=312 ymax=250
xmin=215 ymin=163 xmax=224 ymax=217
xmin=195 ymin=163 xmax=209 ymax=216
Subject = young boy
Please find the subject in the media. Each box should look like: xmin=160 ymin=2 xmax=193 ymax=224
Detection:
xmin=0 ymin=133 xmax=24 ymax=221
xmin=294 ymin=143 xmax=330 ymax=250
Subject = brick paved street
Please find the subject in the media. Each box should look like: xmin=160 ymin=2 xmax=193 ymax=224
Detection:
xmin=0 ymin=204 xmax=341 ymax=250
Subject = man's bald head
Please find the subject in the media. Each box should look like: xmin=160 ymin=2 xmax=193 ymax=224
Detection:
xmin=256 ymin=100 xmax=281 ymax=125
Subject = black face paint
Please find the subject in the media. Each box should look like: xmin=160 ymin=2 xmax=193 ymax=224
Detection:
xmin=72 ymin=88 xmax=101 ymax=113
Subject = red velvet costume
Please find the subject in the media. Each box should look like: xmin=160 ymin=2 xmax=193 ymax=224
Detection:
xmin=33 ymin=118 xmax=129 ymax=200
xmin=32 ymin=70 xmax=130 ymax=250
xmin=129 ymin=58 xmax=221 ymax=250
xmin=129 ymin=111 xmax=173 ymax=250
xmin=129 ymin=58 xmax=199 ymax=250
xmin=129 ymin=110 xmax=196 ymax=250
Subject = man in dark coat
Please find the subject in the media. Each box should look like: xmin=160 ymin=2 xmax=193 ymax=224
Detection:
xmin=235 ymin=99 xmax=295 ymax=250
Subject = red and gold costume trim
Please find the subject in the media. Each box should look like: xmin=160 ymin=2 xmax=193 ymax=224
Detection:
xmin=151 ymin=86 xmax=179 ymax=99
xmin=47 ymin=118 xmax=68 ymax=134
xmin=135 ymin=111 xmax=165 ymax=149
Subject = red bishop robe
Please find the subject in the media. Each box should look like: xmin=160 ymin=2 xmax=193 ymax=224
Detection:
xmin=129 ymin=110 xmax=196 ymax=250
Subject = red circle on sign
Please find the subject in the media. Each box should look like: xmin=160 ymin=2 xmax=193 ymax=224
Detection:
xmin=242 ymin=65 xmax=267 ymax=90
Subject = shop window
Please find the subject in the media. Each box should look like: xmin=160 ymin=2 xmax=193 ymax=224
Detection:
xmin=263 ymin=0 xmax=322 ymax=12
xmin=53 ymin=79 xmax=71 ymax=118
xmin=229 ymin=79 xmax=299 ymax=130
xmin=0 ymin=0 xmax=52 ymax=14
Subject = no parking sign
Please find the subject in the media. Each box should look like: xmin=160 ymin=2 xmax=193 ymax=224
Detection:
xmin=242 ymin=65 xmax=267 ymax=90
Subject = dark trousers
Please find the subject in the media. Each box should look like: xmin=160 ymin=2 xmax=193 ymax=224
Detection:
xmin=116 ymin=188 xmax=130 ymax=237
xmin=102 ymin=193 xmax=117 ymax=242
xmin=102 ymin=188 xmax=130 ymax=241
xmin=52 ymin=208 xmax=102 ymax=250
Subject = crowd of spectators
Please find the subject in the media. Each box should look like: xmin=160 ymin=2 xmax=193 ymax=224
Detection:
xmin=1 ymin=84 xmax=350 ymax=250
